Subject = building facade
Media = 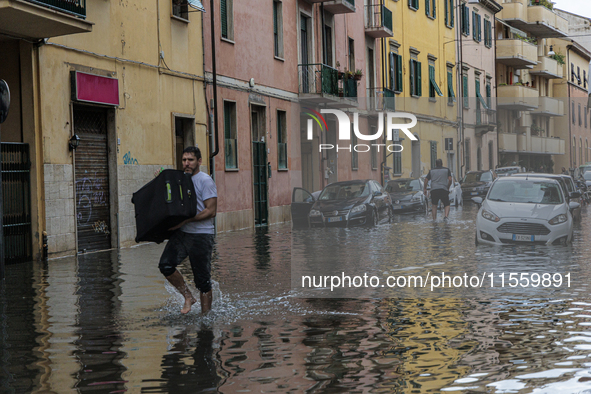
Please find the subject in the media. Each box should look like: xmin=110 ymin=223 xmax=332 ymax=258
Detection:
xmin=1 ymin=0 xmax=208 ymax=258
xmin=458 ymin=0 xmax=502 ymax=176
xmin=495 ymin=0 xmax=568 ymax=172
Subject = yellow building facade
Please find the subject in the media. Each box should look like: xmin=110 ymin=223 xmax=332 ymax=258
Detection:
xmin=1 ymin=0 xmax=208 ymax=259
xmin=383 ymin=0 xmax=458 ymax=180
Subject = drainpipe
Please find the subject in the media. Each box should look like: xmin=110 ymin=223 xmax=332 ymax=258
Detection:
xmin=209 ymin=0 xmax=219 ymax=176
xmin=321 ymin=4 xmax=326 ymax=65
xmin=567 ymin=46 xmax=572 ymax=169
xmin=456 ymin=0 xmax=465 ymax=179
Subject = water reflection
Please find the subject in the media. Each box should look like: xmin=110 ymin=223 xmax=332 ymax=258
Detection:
xmin=1 ymin=206 xmax=591 ymax=393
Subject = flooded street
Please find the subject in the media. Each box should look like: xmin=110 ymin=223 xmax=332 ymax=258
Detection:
xmin=3 ymin=204 xmax=591 ymax=393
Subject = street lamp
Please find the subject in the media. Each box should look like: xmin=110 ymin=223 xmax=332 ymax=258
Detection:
xmin=68 ymin=134 xmax=80 ymax=151
xmin=548 ymin=45 xmax=555 ymax=56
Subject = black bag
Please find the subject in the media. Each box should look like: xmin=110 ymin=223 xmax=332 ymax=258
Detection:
xmin=132 ymin=170 xmax=196 ymax=243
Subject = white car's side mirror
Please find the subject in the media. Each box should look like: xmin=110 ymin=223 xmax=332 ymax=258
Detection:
xmin=569 ymin=201 xmax=581 ymax=210
xmin=471 ymin=197 xmax=483 ymax=205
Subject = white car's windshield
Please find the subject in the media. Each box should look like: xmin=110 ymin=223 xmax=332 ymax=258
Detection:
xmin=584 ymin=172 xmax=591 ymax=181
xmin=488 ymin=180 xmax=564 ymax=204
xmin=319 ymin=183 xmax=369 ymax=200
xmin=386 ymin=179 xmax=422 ymax=192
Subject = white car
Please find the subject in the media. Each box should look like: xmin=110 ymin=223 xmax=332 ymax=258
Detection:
xmin=473 ymin=177 xmax=577 ymax=246
xmin=448 ymin=173 xmax=463 ymax=207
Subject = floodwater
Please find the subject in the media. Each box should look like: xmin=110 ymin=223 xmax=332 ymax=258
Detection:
xmin=3 ymin=204 xmax=591 ymax=393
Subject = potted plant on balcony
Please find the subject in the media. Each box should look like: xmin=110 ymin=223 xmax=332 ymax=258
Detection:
xmin=353 ymin=69 xmax=363 ymax=81
xmin=550 ymin=52 xmax=565 ymax=65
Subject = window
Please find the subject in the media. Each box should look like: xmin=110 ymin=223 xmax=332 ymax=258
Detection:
xmin=371 ymin=126 xmax=378 ymax=170
xmin=461 ymin=3 xmax=470 ymax=36
xmin=429 ymin=63 xmax=443 ymax=99
xmin=571 ymin=63 xmax=576 ymax=83
xmin=587 ymin=140 xmax=589 ymax=163
xmin=224 ymin=101 xmax=238 ymax=169
xmin=393 ymin=149 xmax=402 ymax=175
xmin=172 ymin=0 xmax=188 ymax=19
xmin=390 ymin=52 xmax=403 ymax=92
xmin=221 ymin=0 xmax=234 ymax=40
xmin=349 ymin=38 xmax=355 ymax=72
xmin=409 ymin=0 xmax=419 ymax=11
xmin=472 ymin=11 xmax=481 ymax=42
xmin=580 ymin=139 xmax=583 ymax=167
xmin=351 ymin=132 xmax=358 ymax=170
xmin=273 ymin=1 xmax=283 ymax=58
xmin=578 ymin=66 xmax=582 ymax=85
xmin=324 ymin=24 xmax=333 ymax=66
xmin=572 ymin=101 xmax=576 ymax=124
xmin=579 ymin=104 xmax=582 ymax=126
xmin=476 ymin=77 xmax=488 ymax=109
xmin=410 ymin=59 xmax=422 ymax=96
xmin=484 ymin=19 xmax=492 ymax=48
xmin=430 ymin=141 xmax=437 ymax=169
xmin=573 ymin=137 xmax=577 ymax=166
xmin=425 ymin=0 xmax=436 ymax=18
xmin=277 ymin=110 xmax=287 ymax=169
xmin=486 ymin=77 xmax=492 ymax=108
xmin=585 ymin=70 xmax=588 ymax=89
xmin=586 ymin=107 xmax=588 ymax=128
xmin=445 ymin=0 xmax=454 ymax=27
xmin=447 ymin=67 xmax=455 ymax=105
xmin=462 ymin=72 xmax=469 ymax=108
xmin=465 ymin=139 xmax=471 ymax=172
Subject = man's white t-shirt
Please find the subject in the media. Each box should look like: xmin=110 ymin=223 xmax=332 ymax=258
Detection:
xmin=181 ymin=171 xmax=217 ymax=235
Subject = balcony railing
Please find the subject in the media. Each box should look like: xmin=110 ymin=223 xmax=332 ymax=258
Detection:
xmin=365 ymin=4 xmax=393 ymax=38
xmin=342 ymin=78 xmax=358 ymax=101
xmin=476 ymin=109 xmax=497 ymax=128
xmin=298 ymin=63 xmax=339 ymax=97
xmin=29 ymin=0 xmax=87 ymax=18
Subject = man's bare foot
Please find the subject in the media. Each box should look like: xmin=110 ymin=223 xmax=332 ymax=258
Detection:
xmin=181 ymin=295 xmax=197 ymax=314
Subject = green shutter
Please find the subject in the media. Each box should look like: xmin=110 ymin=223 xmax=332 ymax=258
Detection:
xmin=472 ymin=11 xmax=476 ymax=40
xmin=221 ymin=0 xmax=228 ymax=38
xmin=486 ymin=83 xmax=491 ymax=107
xmin=432 ymin=0 xmax=436 ymax=18
xmin=478 ymin=15 xmax=482 ymax=42
xmin=445 ymin=0 xmax=448 ymax=25
xmin=389 ymin=52 xmax=395 ymax=90
xmin=464 ymin=5 xmax=470 ymax=35
xmin=463 ymin=74 xmax=469 ymax=108
xmin=396 ymin=54 xmax=403 ymax=92
xmin=448 ymin=71 xmax=456 ymax=100
xmin=224 ymin=103 xmax=231 ymax=139
xmin=417 ymin=61 xmax=422 ymax=96
xmin=410 ymin=59 xmax=415 ymax=95
xmin=425 ymin=0 xmax=430 ymax=16
xmin=450 ymin=0 xmax=454 ymax=27
xmin=273 ymin=2 xmax=277 ymax=34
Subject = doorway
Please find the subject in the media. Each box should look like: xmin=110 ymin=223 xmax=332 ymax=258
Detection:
xmin=251 ymin=106 xmax=268 ymax=226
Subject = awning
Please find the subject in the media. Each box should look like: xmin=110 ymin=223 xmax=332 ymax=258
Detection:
xmin=187 ymin=0 xmax=205 ymax=12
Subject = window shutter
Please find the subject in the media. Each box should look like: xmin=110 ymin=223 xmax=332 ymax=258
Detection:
xmin=465 ymin=6 xmax=470 ymax=35
xmin=463 ymin=74 xmax=469 ymax=107
xmin=389 ymin=52 xmax=395 ymax=90
xmin=432 ymin=0 xmax=436 ymax=18
xmin=417 ymin=61 xmax=422 ymax=96
xmin=450 ymin=0 xmax=454 ymax=26
xmin=396 ymin=54 xmax=403 ymax=92
xmin=425 ymin=0 xmax=430 ymax=16
xmin=221 ymin=0 xmax=228 ymax=38
xmin=273 ymin=2 xmax=277 ymax=35
xmin=410 ymin=60 xmax=415 ymax=95
xmin=478 ymin=15 xmax=482 ymax=42
xmin=472 ymin=11 xmax=476 ymax=40
xmin=445 ymin=0 xmax=448 ymax=25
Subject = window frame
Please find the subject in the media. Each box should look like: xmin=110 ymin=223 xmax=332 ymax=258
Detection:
xmin=273 ymin=0 xmax=284 ymax=59
xmin=410 ymin=59 xmax=422 ymax=97
xmin=277 ymin=110 xmax=288 ymax=170
xmin=447 ymin=67 xmax=455 ymax=106
xmin=445 ymin=0 xmax=454 ymax=28
xmin=429 ymin=63 xmax=443 ymax=99
xmin=390 ymin=52 xmax=403 ymax=93
xmin=425 ymin=0 xmax=436 ymax=19
xmin=409 ymin=0 xmax=419 ymax=11
xmin=461 ymin=3 xmax=470 ymax=36
xmin=221 ymin=0 xmax=234 ymax=41
xmin=172 ymin=0 xmax=189 ymax=20
xmin=223 ymin=100 xmax=238 ymax=170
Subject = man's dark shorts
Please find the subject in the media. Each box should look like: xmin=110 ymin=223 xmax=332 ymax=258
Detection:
xmin=159 ymin=231 xmax=215 ymax=293
xmin=430 ymin=189 xmax=450 ymax=207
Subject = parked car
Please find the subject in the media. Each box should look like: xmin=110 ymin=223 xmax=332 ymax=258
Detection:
xmin=291 ymin=180 xmax=392 ymax=228
xmin=461 ymin=170 xmax=497 ymax=200
xmin=495 ymin=166 xmax=525 ymax=177
xmin=473 ymin=177 xmax=577 ymax=246
xmin=583 ymin=171 xmax=591 ymax=187
xmin=385 ymin=178 xmax=426 ymax=213
xmin=578 ymin=164 xmax=591 ymax=176
xmin=510 ymin=173 xmax=581 ymax=221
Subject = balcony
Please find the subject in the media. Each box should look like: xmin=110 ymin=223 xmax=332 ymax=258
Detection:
xmin=365 ymin=4 xmax=393 ymax=38
xmin=341 ymin=77 xmax=358 ymax=107
xmin=323 ymin=0 xmax=355 ymax=14
xmin=496 ymin=39 xmax=538 ymax=69
xmin=498 ymin=0 xmax=568 ymax=38
xmin=0 ymin=0 xmax=92 ymax=39
xmin=497 ymin=84 xmax=539 ymax=111
xmin=366 ymin=88 xmax=395 ymax=111
xmin=475 ymin=109 xmax=497 ymax=133
xmin=498 ymin=133 xmax=564 ymax=155
xmin=298 ymin=63 xmax=339 ymax=104
xmin=530 ymin=96 xmax=564 ymax=116
xmin=530 ymin=56 xmax=563 ymax=79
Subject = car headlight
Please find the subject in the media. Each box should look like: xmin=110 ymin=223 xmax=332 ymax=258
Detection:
xmin=350 ymin=205 xmax=367 ymax=214
xmin=481 ymin=209 xmax=500 ymax=222
xmin=309 ymin=209 xmax=322 ymax=217
xmin=548 ymin=214 xmax=567 ymax=225
xmin=475 ymin=186 xmax=486 ymax=191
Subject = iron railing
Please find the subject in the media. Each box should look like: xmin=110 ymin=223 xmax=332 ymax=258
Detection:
xmin=342 ymin=78 xmax=358 ymax=102
xmin=298 ymin=63 xmax=339 ymax=96
xmin=28 ymin=0 xmax=87 ymax=18
xmin=1 ymin=143 xmax=32 ymax=264
xmin=476 ymin=109 xmax=497 ymax=127
xmin=365 ymin=4 xmax=392 ymax=31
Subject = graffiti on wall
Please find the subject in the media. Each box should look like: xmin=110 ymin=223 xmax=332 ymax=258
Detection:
xmin=123 ymin=151 xmax=138 ymax=165
xmin=75 ymin=173 xmax=108 ymax=226
xmin=92 ymin=220 xmax=110 ymax=235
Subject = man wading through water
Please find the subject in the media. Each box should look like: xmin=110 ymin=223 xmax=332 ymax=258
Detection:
xmin=423 ymin=158 xmax=452 ymax=221
xmin=159 ymin=146 xmax=217 ymax=314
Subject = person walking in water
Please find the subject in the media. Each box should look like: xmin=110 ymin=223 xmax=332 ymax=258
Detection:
xmin=158 ymin=146 xmax=217 ymax=314
xmin=423 ymin=158 xmax=452 ymax=221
